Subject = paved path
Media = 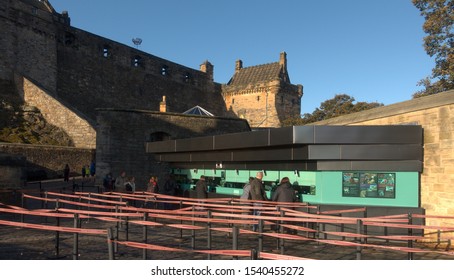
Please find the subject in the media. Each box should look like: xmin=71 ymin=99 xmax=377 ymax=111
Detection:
xmin=0 ymin=179 xmax=453 ymax=260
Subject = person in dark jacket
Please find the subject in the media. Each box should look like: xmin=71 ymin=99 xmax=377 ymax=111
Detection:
xmin=63 ymin=164 xmax=70 ymax=182
xmin=195 ymin=175 xmax=208 ymax=199
xmin=250 ymin=171 xmax=268 ymax=231
xmin=272 ymin=177 xmax=298 ymax=234
xmin=272 ymin=177 xmax=297 ymax=202
xmin=250 ymin=172 xmax=268 ymax=201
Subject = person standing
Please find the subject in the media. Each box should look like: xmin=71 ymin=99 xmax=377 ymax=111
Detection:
xmin=81 ymin=165 xmax=86 ymax=181
xmin=147 ymin=176 xmax=158 ymax=193
xmin=114 ymin=171 xmax=126 ymax=192
xmin=103 ymin=172 xmax=113 ymax=191
xmin=250 ymin=171 xmax=268 ymax=231
xmin=125 ymin=176 xmax=136 ymax=192
xmin=162 ymin=174 xmax=177 ymax=210
xmin=240 ymin=177 xmax=254 ymax=200
xmin=89 ymin=160 xmax=96 ymax=181
xmin=63 ymin=164 xmax=70 ymax=182
xmin=195 ymin=175 xmax=208 ymax=199
xmin=272 ymin=177 xmax=297 ymax=203
xmin=272 ymin=177 xmax=298 ymax=234
xmin=250 ymin=172 xmax=267 ymax=201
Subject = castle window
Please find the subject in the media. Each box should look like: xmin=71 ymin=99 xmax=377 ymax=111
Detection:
xmin=132 ymin=55 xmax=142 ymax=67
xmin=161 ymin=65 xmax=168 ymax=76
xmin=292 ymin=99 xmax=295 ymax=105
xmin=232 ymin=98 xmax=235 ymax=104
xmin=149 ymin=131 xmax=171 ymax=142
xmin=32 ymin=7 xmax=38 ymax=15
xmin=257 ymin=96 xmax=260 ymax=101
xmin=64 ymin=32 xmax=75 ymax=45
xmin=103 ymin=46 xmax=110 ymax=58
xmin=184 ymin=73 xmax=191 ymax=83
xmin=281 ymin=96 xmax=284 ymax=104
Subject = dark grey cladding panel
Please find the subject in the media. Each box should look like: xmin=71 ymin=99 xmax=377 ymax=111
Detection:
xmin=316 ymin=160 xmax=422 ymax=171
xmin=308 ymin=145 xmax=341 ymax=160
xmin=146 ymin=140 xmax=176 ymax=153
xmin=176 ymin=136 xmax=214 ymax=152
xmin=313 ymin=126 xmax=422 ymax=144
xmin=316 ymin=161 xmax=353 ymax=170
xmin=160 ymin=153 xmax=191 ymax=162
xmin=307 ymin=144 xmax=423 ymax=160
xmin=350 ymin=160 xmax=422 ymax=171
xmin=341 ymin=145 xmax=423 ymax=160
xmin=269 ymin=126 xmax=295 ymax=145
xmin=214 ymin=130 xmax=269 ymax=150
xmin=169 ymin=161 xmax=318 ymax=171
xmin=293 ymin=126 xmax=315 ymax=143
xmin=236 ymin=162 xmax=313 ymax=171
xmin=232 ymin=148 xmax=292 ymax=161
xmin=292 ymin=146 xmax=309 ymax=160
xmin=191 ymin=151 xmax=232 ymax=162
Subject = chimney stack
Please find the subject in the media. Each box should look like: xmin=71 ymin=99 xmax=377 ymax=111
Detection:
xmin=200 ymin=60 xmax=214 ymax=81
xmin=235 ymin=59 xmax=243 ymax=74
xmin=160 ymin=96 xmax=167 ymax=112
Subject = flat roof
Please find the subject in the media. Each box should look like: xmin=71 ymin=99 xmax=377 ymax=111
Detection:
xmin=146 ymin=125 xmax=423 ymax=172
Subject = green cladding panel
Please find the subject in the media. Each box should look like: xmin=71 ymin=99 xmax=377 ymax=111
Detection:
xmin=310 ymin=171 xmax=419 ymax=207
xmin=172 ymin=169 xmax=419 ymax=207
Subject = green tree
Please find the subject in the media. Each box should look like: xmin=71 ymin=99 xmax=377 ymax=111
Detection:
xmin=282 ymin=94 xmax=383 ymax=126
xmin=413 ymin=0 xmax=454 ymax=98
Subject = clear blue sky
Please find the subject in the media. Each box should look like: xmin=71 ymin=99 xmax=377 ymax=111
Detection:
xmin=50 ymin=0 xmax=433 ymax=114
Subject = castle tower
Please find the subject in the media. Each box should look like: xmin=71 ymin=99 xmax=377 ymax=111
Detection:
xmin=222 ymin=52 xmax=303 ymax=128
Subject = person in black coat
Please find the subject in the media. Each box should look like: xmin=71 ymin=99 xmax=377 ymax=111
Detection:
xmin=272 ymin=177 xmax=297 ymax=202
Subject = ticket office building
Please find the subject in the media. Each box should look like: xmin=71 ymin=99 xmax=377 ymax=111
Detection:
xmin=146 ymin=126 xmax=422 ymax=210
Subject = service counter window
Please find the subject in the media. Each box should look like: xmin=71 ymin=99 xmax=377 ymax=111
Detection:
xmin=342 ymin=172 xmax=395 ymax=198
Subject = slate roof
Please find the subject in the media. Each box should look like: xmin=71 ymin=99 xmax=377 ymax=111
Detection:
xmin=227 ymin=62 xmax=287 ymax=86
xmin=182 ymin=105 xmax=214 ymax=116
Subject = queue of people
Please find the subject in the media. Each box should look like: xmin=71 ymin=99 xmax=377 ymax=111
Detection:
xmin=99 ymin=170 xmax=299 ymax=216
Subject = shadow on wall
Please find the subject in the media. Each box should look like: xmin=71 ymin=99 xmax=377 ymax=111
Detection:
xmin=96 ymin=109 xmax=251 ymax=188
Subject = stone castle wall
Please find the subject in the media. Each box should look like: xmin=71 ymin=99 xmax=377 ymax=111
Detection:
xmin=55 ymin=25 xmax=227 ymax=121
xmin=0 ymin=143 xmax=95 ymax=181
xmin=16 ymin=76 xmax=96 ymax=148
xmin=0 ymin=0 xmax=58 ymax=90
xmin=1 ymin=0 xmax=227 ymax=149
xmin=314 ymin=91 xmax=454 ymax=236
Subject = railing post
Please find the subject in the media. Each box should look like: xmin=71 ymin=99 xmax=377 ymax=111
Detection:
xmin=21 ymin=193 xmax=25 ymax=223
xmin=55 ymin=199 xmax=60 ymax=258
xmin=340 ymin=214 xmax=345 ymax=241
xmin=408 ymin=213 xmax=413 ymax=260
xmin=316 ymin=205 xmax=321 ymax=241
xmin=179 ymin=201 xmax=183 ymax=240
xmin=232 ymin=225 xmax=239 ymax=260
xmin=107 ymin=227 xmax=115 ymax=260
xmin=114 ymin=205 xmax=119 ymax=253
xmin=363 ymin=208 xmax=368 ymax=244
xmin=73 ymin=213 xmax=79 ymax=260
xmin=142 ymin=212 xmax=148 ymax=260
xmin=280 ymin=209 xmax=285 ymax=255
xmin=191 ymin=205 xmax=196 ymax=249
xmin=437 ymin=229 xmax=441 ymax=248
xmin=258 ymin=219 xmax=264 ymax=254
xmin=250 ymin=248 xmax=258 ymax=260
xmin=356 ymin=219 xmax=362 ymax=260
xmin=207 ymin=209 xmax=212 ymax=260
xmin=275 ymin=206 xmax=281 ymax=250
xmin=119 ymin=196 xmax=123 ymax=229
xmin=125 ymin=215 xmax=129 ymax=241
